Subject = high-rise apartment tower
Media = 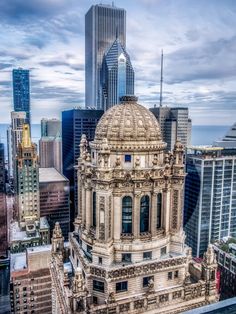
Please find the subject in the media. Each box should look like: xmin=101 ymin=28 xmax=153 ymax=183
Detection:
xmin=184 ymin=147 xmax=236 ymax=257
xmin=12 ymin=69 xmax=30 ymax=125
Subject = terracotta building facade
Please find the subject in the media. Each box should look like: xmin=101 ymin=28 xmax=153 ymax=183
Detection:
xmin=51 ymin=96 xmax=218 ymax=313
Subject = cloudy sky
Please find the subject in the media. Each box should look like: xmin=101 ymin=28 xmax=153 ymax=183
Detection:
xmin=0 ymin=0 xmax=236 ymax=125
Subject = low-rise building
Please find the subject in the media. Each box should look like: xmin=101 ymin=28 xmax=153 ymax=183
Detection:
xmin=10 ymin=217 xmax=50 ymax=253
xmin=10 ymin=245 xmax=52 ymax=313
xmin=213 ymin=238 xmax=236 ymax=300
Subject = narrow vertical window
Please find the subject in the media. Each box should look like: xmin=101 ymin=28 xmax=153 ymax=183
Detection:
xmin=140 ymin=195 xmax=149 ymax=233
xmin=122 ymin=196 xmax=132 ymax=233
xmin=157 ymin=193 xmax=162 ymax=229
xmin=93 ymin=192 xmax=96 ymax=227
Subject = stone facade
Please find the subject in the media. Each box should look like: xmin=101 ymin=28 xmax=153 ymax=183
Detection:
xmin=10 ymin=245 xmax=52 ymax=313
xmin=10 ymin=124 xmax=50 ymax=253
xmin=51 ymin=97 xmax=218 ymax=313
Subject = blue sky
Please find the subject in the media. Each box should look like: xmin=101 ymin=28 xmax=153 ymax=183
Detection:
xmin=0 ymin=0 xmax=236 ymax=125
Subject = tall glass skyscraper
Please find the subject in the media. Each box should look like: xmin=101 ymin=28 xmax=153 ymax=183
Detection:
xmin=85 ymin=4 xmax=126 ymax=109
xmin=12 ymin=68 xmax=30 ymax=124
xmin=100 ymin=38 xmax=134 ymax=110
xmin=184 ymin=147 xmax=236 ymax=257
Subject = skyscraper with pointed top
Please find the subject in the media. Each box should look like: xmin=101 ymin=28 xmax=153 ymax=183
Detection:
xmin=100 ymin=38 xmax=134 ymax=110
xmin=85 ymin=4 xmax=126 ymax=109
xmin=11 ymin=124 xmax=50 ymax=253
xmin=16 ymin=124 xmax=40 ymax=228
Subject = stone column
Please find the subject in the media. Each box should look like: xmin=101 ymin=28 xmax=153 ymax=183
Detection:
xmin=85 ymin=187 xmax=92 ymax=230
xmin=113 ymin=195 xmax=121 ymax=241
xmin=164 ymin=189 xmax=171 ymax=234
xmin=77 ymin=173 xmax=81 ymax=218
xmin=151 ymin=193 xmax=157 ymax=237
xmin=81 ymin=184 xmax=86 ymax=226
xmin=133 ymin=192 xmax=141 ymax=238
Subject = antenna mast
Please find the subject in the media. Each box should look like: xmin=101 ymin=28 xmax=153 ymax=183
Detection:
xmin=159 ymin=50 xmax=163 ymax=107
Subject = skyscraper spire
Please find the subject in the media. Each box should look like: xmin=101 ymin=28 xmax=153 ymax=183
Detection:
xmin=159 ymin=50 xmax=163 ymax=107
xmin=22 ymin=123 xmax=31 ymax=148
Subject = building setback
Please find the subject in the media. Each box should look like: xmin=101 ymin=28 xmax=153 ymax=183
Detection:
xmin=8 ymin=111 xmax=26 ymax=186
xmin=39 ymin=167 xmax=70 ymax=240
xmin=39 ymin=136 xmax=62 ymax=173
xmin=150 ymin=105 xmax=191 ymax=151
xmin=184 ymin=147 xmax=236 ymax=257
xmin=62 ymin=108 xmax=103 ymax=224
xmin=100 ymin=38 xmax=134 ymax=110
xmin=10 ymin=245 xmax=52 ymax=314
xmin=85 ymin=4 xmax=126 ymax=109
xmin=12 ymin=69 xmax=30 ymax=125
xmin=41 ymin=118 xmax=61 ymax=137
xmin=0 ymin=143 xmax=7 ymax=258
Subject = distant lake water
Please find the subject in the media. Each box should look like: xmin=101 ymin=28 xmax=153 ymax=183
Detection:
xmin=0 ymin=124 xmax=231 ymax=157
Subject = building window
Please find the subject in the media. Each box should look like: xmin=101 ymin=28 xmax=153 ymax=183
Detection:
xmin=122 ymin=196 xmax=132 ymax=233
xmin=168 ymin=272 xmax=172 ymax=280
xmin=157 ymin=193 xmax=162 ymax=228
xmin=93 ymin=296 xmax=98 ymax=304
xmin=87 ymin=245 xmax=92 ymax=254
xmin=161 ymin=246 xmax=167 ymax=256
xmin=122 ymin=253 xmax=131 ymax=263
xmin=98 ymin=257 xmax=102 ymax=265
xmin=116 ymin=281 xmax=128 ymax=293
xmin=140 ymin=195 xmax=149 ymax=233
xmin=174 ymin=270 xmax=179 ymax=278
xmin=93 ymin=192 xmax=96 ymax=227
xmin=93 ymin=280 xmax=104 ymax=292
xmin=143 ymin=276 xmax=154 ymax=287
xmin=124 ymin=155 xmax=131 ymax=162
xmin=143 ymin=251 xmax=152 ymax=260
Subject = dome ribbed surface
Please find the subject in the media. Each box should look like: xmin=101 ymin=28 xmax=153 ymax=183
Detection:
xmin=94 ymin=101 xmax=162 ymax=142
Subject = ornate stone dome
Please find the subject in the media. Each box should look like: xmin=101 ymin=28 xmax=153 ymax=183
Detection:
xmin=94 ymin=96 xmax=163 ymax=145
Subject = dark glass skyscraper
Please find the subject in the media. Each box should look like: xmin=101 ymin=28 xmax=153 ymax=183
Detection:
xmin=12 ymin=68 xmax=30 ymax=124
xmin=62 ymin=109 xmax=103 ymax=225
xmin=85 ymin=4 xmax=126 ymax=109
xmin=0 ymin=144 xmax=7 ymax=258
xmin=100 ymin=38 xmax=134 ymax=110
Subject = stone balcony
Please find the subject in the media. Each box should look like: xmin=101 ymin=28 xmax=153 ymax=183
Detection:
xmin=70 ymin=233 xmax=187 ymax=281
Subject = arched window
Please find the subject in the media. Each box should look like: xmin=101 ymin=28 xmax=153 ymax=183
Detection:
xmin=140 ymin=195 xmax=149 ymax=233
xmin=92 ymin=192 xmax=96 ymax=227
xmin=122 ymin=196 xmax=132 ymax=233
xmin=157 ymin=193 xmax=162 ymax=229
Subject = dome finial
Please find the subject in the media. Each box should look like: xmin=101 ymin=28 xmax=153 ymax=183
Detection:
xmin=120 ymin=95 xmax=138 ymax=103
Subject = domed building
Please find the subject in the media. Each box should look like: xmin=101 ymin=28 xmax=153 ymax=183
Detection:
xmin=51 ymin=96 xmax=218 ymax=313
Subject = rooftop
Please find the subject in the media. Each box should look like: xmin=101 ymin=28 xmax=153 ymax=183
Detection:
xmin=40 ymin=136 xmax=61 ymax=141
xmin=11 ymin=252 xmax=27 ymax=272
xmin=39 ymin=167 xmax=68 ymax=183
xmin=183 ymin=297 xmax=236 ymax=313
xmin=214 ymin=237 xmax=236 ymax=254
xmin=27 ymin=244 xmax=51 ymax=255
xmin=188 ymin=145 xmax=223 ymax=152
xmin=10 ymin=221 xmax=40 ymax=242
